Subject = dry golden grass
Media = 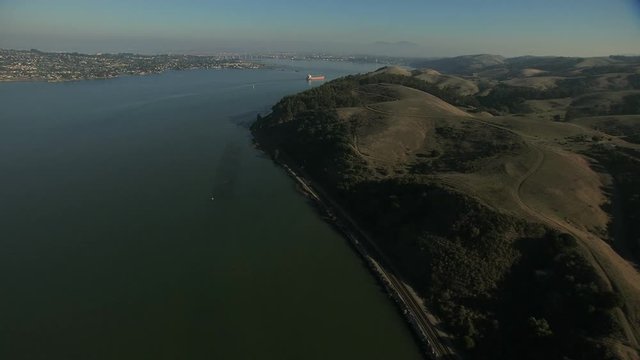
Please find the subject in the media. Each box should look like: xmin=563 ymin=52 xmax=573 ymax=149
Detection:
xmin=520 ymin=147 xmax=608 ymax=236
xmin=484 ymin=115 xmax=592 ymax=140
xmin=520 ymin=68 xmax=547 ymax=77
xmin=571 ymin=115 xmax=640 ymax=144
xmin=415 ymin=69 xmax=479 ymax=96
xmin=590 ymin=73 xmax=635 ymax=91
xmin=368 ymin=65 xmax=412 ymax=77
xmin=575 ymin=57 xmax=619 ymax=68
xmin=523 ymin=98 xmax=572 ymax=121
xmin=356 ymin=114 xmax=431 ymax=165
xmin=477 ymin=116 xmax=640 ymax=350
xmin=569 ymin=90 xmax=640 ymax=118
xmin=367 ymin=84 xmax=472 ymax=118
xmin=436 ymin=147 xmax=539 ymax=216
xmin=332 ymin=82 xmax=640 ymax=350
xmin=503 ymin=76 xmax=563 ymax=90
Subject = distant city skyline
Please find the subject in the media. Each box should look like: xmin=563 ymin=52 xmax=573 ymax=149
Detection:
xmin=1 ymin=0 xmax=640 ymax=57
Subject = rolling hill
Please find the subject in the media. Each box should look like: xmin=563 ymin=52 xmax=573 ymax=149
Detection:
xmin=252 ymin=57 xmax=640 ymax=360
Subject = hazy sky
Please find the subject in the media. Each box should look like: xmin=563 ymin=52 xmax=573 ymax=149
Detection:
xmin=1 ymin=0 xmax=640 ymax=57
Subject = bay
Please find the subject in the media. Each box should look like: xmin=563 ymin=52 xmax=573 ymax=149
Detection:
xmin=0 ymin=61 xmax=423 ymax=359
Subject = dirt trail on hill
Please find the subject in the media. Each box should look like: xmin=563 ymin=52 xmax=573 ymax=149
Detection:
xmin=476 ymin=118 xmax=640 ymax=352
xmin=360 ymin=90 xmax=640 ymax=352
xmin=518 ymin=147 xmax=640 ymax=348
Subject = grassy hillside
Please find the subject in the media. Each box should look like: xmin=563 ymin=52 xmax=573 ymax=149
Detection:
xmin=252 ymin=61 xmax=640 ymax=359
xmin=414 ymin=69 xmax=479 ymax=96
xmin=572 ymin=115 xmax=640 ymax=144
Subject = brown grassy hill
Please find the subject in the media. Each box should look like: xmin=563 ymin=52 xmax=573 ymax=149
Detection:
xmin=411 ymin=54 xmax=506 ymax=75
xmin=346 ymin=84 xmax=508 ymax=172
xmin=366 ymin=84 xmax=472 ymax=117
xmin=414 ymin=69 xmax=480 ymax=96
xmin=571 ymin=115 xmax=640 ymax=144
xmin=567 ymin=90 xmax=640 ymax=119
xmin=252 ymin=70 xmax=640 ymax=359
xmin=503 ymin=76 xmax=563 ymax=90
xmin=521 ymin=68 xmax=548 ymax=77
xmin=576 ymin=57 xmax=621 ymax=69
xmin=368 ymin=65 xmax=412 ymax=77
xmin=523 ymin=98 xmax=573 ymax=121
xmin=591 ymin=73 xmax=637 ymax=91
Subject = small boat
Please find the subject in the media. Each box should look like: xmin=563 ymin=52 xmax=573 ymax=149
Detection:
xmin=306 ymin=74 xmax=325 ymax=81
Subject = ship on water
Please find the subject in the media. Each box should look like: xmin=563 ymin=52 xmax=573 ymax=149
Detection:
xmin=306 ymin=74 xmax=325 ymax=81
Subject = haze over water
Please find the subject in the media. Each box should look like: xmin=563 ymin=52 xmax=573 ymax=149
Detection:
xmin=0 ymin=61 xmax=424 ymax=359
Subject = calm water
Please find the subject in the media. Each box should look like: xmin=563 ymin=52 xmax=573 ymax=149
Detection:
xmin=0 ymin=61 xmax=423 ymax=359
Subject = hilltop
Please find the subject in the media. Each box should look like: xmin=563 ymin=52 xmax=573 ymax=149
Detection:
xmin=252 ymin=57 xmax=640 ymax=359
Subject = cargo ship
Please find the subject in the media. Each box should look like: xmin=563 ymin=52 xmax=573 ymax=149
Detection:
xmin=306 ymin=74 xmax=325 ymax=81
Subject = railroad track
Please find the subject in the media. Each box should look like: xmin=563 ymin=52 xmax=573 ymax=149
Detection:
xmin=282 ymin=163 xmax=458 ymax=359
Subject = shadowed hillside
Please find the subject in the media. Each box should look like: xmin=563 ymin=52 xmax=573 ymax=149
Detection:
xmin=252 ymin=60 xmax=640 ymax=359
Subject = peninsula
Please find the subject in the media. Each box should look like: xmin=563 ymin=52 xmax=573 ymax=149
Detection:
xmin=252 ymin=54 xmax=640 ymax=360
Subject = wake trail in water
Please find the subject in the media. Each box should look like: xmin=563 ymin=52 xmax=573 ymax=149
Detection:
xmin=210 ymin=142 xmax=243 ymax=200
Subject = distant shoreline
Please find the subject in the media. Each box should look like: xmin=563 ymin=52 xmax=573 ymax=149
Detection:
xmin=0 ymin=67 xmax=263 ymax=84
xmin=0 ymin=49 xmax=263 ymax=83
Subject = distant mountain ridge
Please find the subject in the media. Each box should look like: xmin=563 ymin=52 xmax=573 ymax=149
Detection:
xmin=410 ymin=53 xmax=640 ymax=76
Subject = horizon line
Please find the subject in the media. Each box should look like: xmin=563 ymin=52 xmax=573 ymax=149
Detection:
xmin=3 ymin=47 xmax=640 ymax=60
